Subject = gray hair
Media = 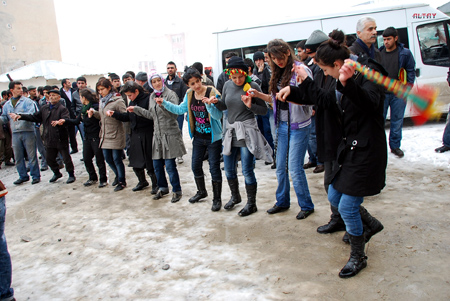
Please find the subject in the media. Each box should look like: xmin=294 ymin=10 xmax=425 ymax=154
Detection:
xmin=356 ymin=17 xmax=376 ymax=33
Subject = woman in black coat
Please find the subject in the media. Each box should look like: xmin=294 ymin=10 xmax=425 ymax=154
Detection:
xmin=106 ymin=81 xmax=157 ymax=193
xmin=58 ymin=88 xmax=107 ymax=187
xmin=278 ymin=30 xmax=387 ymax=279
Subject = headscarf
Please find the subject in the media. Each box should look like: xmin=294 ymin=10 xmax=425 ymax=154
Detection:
xmin=148 ymin=70 xmax=165 ymax=96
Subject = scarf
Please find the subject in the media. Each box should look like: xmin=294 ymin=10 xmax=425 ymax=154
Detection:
xmin=148 ymin=72 xmax=165 ymax=96
xmin=356 ymin=38 xmax=376 ymax=59
xmin=100 ymin=93 xmax=114 ymax=109
xmin=81 ymin=103 xmax=92 ymax=116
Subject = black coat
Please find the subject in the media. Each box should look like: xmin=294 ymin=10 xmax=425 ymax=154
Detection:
xmin=19 ymin=102 xmax=70 ymax=149
xmin=64 ymin=103 xmax=101 ymax=140
xmin=60 ymin=87 xmax=76 ymax=118
xmin=289 ymin=56 xmax=387 ymax=197
xmin=112 ymin=92 xmax=153 ymax=169
xmin=165 ymin=75 xmax=188 ymax=104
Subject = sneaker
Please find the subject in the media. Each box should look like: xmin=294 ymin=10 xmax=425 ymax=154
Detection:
xmin=391 ymin=148 xmax=404 ymax=158
xmin=435 ymin=145 xmax=450 ymax=153
xmin=296 ymin=209 xmax=314 ymax=220
xmin=176 ymin=157 xmax=184 ymax=164
xmin=98 ymin=181 xmax=108 ymax=188
xmin=83 ymin=180 xmax=98 ymax=187
xmin=114 ymin=182 xmax=126 ymax=192
xmin=153 ymin=188 xmax=169 ymax=200
xmin=14 ymin=178 xmax=29 ymax=185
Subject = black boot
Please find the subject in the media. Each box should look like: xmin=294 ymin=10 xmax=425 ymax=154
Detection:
xmin=149 ymin=173 xmax=159 ymax=195
xmin=360 ymin=206 xmax=384 ymax=243
xmin=211 ymin=181 xmax=222 ymax=211
xmin=238 ymin=183 xmax=257 ymax=217
xmin=224 ymin=178 xmax=241 ymax=210
xmin=339 ymin=234 xmax=367 ymax=278
xmin=317 ymin=205 xmax=346 ymax=234
xmin=132 ymin=168 xmax=149 ymax=191
xmin=189 ymin=176 xmax=208 ymax=203
xmin=342 ymin=232 xmax=350 ymax=244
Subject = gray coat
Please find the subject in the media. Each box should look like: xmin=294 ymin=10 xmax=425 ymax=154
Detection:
xmin=133 ymin=88 xmax=186 ymax=160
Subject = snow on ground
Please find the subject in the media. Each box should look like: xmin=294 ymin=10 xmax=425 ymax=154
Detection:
xmin=0 ymin=121 xmax=449 ymax=300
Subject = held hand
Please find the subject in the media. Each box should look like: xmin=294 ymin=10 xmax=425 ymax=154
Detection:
xmin=276 ymin=86 xmax=291 ymax=102
xmin=126 ymin=106 xmax=135 ymax=113
xmin=9 ymin=113 xmax=20 ymax=121
xmin=339 ymin=59 xmax=356 ymax=86
xmin=51 ymin=120 xmax=60 ymax=127
xmin=241 ymin=94 xmax=252 ymax=108
xmin=87 ymin=108 xmax=94 ymax=118
xmin=106 ymin=110 xmax=114 ymax=117
xmin=202 ymin=96 xmax=215 ymax=105
xmin=155 ymin=97 xmax=163 ymax=106
xmin=292 ymin=63 xmax=308 ymax=83
xmin=247 ymin=88 xmax=259 ymax=98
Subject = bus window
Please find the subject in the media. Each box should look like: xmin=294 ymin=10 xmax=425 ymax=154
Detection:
xmin=417 ymin=21 xmax=450 ymax=67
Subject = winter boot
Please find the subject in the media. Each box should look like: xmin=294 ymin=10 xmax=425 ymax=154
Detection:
xmin=339 ymin=234 xmax=367 ymax=278
xmin=317 ymin=205 xmax=346 ymax=234
xmin=211 ymin=181 xmax=222 ymax=212
xmin=238 ymin=183 xmax=258 ymax=217
xmin=342 ymin=232 xmax=350 ymax=244
xmin=189 ymin=176 xmax=208 ymax=203
xmin=360 ymin=205 xmax=384 ymax=243
xmin=132 ymin=168 xmax=149 ymax=191
xmin=149 ymin=172 xmax=159 ymax=195
xmin=224 ymin=178 xmax=242 ymax=210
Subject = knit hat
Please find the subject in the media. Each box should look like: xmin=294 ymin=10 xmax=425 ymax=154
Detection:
xmin=253 ymin=51 xmax=265 ymax=61
xmin=136 ymin=72 xmax=148 ymax=82
xmin=224 ymin=57 xmax=252 ymax=92
xmin=305 ymin=30 xmax=329 ymax=54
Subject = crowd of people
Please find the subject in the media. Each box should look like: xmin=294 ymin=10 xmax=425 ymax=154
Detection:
xmin=3 ymin=14 xmax=450 ymax=300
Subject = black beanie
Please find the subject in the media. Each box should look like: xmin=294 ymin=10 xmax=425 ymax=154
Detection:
xmin=226 ymin=56 xmax=247 ymax=72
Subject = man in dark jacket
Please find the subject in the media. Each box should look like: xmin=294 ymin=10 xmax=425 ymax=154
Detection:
xmin=379 ymin=26 xmax=416 ymax=158
xmin=349 ymin=17 xmax=382 ymax=63
xmin=166 ymin=61 xmax=188 ymax=128
xmin=60 ymin=78 xmax=78 ymax=153
xmin=10 ymin=89 xmax=76 ymax=184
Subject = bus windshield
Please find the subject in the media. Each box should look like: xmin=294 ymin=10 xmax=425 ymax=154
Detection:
xmin=417 ymin=21 xmax=450 ymax=67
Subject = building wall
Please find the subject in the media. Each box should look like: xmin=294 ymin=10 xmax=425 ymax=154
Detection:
xmin=0 ymin=0 xmax=61 ymax=74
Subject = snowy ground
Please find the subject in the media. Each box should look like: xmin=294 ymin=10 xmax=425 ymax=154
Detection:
xmin=1 ymin=121 xmax=449 ymax=300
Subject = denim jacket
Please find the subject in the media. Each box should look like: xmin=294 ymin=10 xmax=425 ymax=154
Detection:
xmin=0 ymin=96 xmax=38 ymax=133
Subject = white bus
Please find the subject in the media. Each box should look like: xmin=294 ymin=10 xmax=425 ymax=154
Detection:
xmin=213 ymin=2 xmax=450 ymax=116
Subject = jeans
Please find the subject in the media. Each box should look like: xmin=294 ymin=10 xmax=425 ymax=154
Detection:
xmin=191 ymin=138 xmax=222 ymax=182
xmin=177 ymin=114 xmax=184 ymax=136
xmin=84 ymin=138 xmax=107 ymax=182
xmin=268 ymin=108 xmax=276 ymax=142
xmin=275 ymin=121 xmax=313 ymax=210
xmin=35 ymin=127 xmax=47 ymax=168
xmin=383 ymin=93 xmax=406 ymax=150
xmin=443 ymin=118 xmax=450 ymax=147
xmin=12 ymin=131 xmax=40 ymax=180
xmin=256 ymin=111 xmax=274 ymax=151
xmin=328 ymin=182 xmax=364 ymax=236
xmin=153 ymin=158 xmax=181 ymax=192
xmin=306 ymin=116 xmax=322 ymax=166
xmin=0 ymin=196 xmax=14 ymax=300
xmin=102 ymin=149 xmax=126 ymax=183
xmin=223 ymin=146 xmax=256 ymax=185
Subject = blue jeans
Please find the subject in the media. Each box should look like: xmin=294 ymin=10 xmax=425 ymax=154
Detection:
xmin=192 ymin=138 xmax=222 ymax=182
xmin=256 ymin=111 xmax=274 ymax=151
xmin=12 ymin=131 xmax=40 ymax=180
xmin=443 ymin=118 xmax=450 ymax=147
xmin=0 ymin=196 xmax=14 ymax=300
xmin=275 ymin=121 xmax=313 ymax=210
xmin=306 ymin=116 xmax=322 ymax=166
xmin=328 ymin=182 xmax=364 ymax=236
xmin=383 ymin=93 xmax=406 ymax=150
xmin=153 ymin=158 xmax=181 ymax=192
xmin=268 ymin=108 xmax=276 ymax=142
xmin=177 ymin=115 xmax=184 ymax=136
xmin=35 ymin=127 xmax=47 ymax=168
xmin=102 ymin=149 xmax=126 ymax=183
xmin=223 ymin=146 xmax=256 ymax=185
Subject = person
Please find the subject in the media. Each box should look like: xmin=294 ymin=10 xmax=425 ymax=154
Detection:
xmin=109 ymin=73 xmax=122 ymax=92
xmin=106 ymin=81 xmax=158 ymax=193
xmin=129 ymin=71 xmax=186 ymax=203
xmin=379 ymin=26 xmax=416 ymax=158
xmin=55 ymin=88 xmax=108 ymax=188
xmin=216 ymin=51 xmax=239 ymax=93
xmin=28 ymin=85 xmax=48 ymax=172
xmin=60 ymin=78 xmax=78 ymax=154
xmin=72 ymin=76 xmax=92 ymax=140
xmin=136 ymin=72 xmax=153 ymax=93
xmin=249 ymin=39 xmax=314 ymax=220
xmin=165 ymin=61 xmax=188 ymax=164
xmin=192 ymin=62 xmax=215 ymax=87
xmin=278 ymin=29 xmax=386 ymax=278
xmin=158 ymin=68 xmax=223 ymax=210
xmin=88 ymin=78 xmax=127 ymax=191
xmin=122 ymin=73 xmax=134 ymax=84
xmin=205 ymin=69 xmax=214 ymax=83
xmin=10 ymin=89 xmax=76 ymax=184
xmin=0 ymin=180 xmax=15 ymax=301
xmin=349 ymin=17 xmax=382 ymax=62
xmin=0 ymin=81 xmax=40 ymax=185
xmin=435 ymin=69 xmax=450 ymax=153
xmin=215 ymin=56 xmax=273 ymax=217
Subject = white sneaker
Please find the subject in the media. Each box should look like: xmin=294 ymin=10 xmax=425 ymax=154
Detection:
xmin=176 ymin=157 xmax=184 ymax=164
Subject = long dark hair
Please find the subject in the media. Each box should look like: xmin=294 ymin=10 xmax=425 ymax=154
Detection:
xmin=120 ymin=81 xmax=145 ymax=94
xmin=79 ymin=88 xmax=98 ymax=103
xmin=267 ymin=39 xmax=298 ymax=94
xmin=315 ymin=30 xmax=351 ymax=67
xmin=95 ymin=78 xmax=114 ymax=95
